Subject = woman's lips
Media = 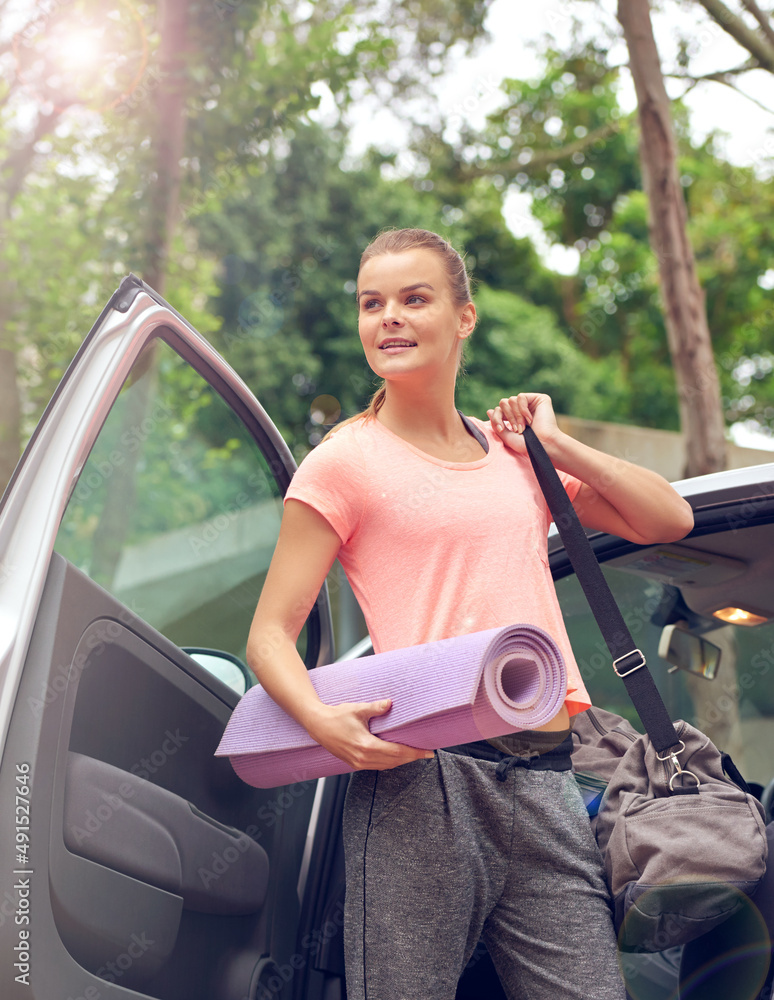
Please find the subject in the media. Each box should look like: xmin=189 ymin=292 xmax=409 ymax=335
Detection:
xmin=379 ymin=340 xmax=417 ymax=353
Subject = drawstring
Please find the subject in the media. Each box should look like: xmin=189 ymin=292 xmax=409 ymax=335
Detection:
xmin=444 ymin=732 xmax=574 ymax=778
xmin=495 ymin=754 xmax=538 ymax=782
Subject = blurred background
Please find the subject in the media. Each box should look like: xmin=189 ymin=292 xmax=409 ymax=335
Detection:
xmin=1 ymin=0 xmax=772 ymax=491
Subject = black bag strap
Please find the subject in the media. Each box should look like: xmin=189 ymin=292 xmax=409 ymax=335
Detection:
xmin=523 ymin=425 xmax=680 ymax=753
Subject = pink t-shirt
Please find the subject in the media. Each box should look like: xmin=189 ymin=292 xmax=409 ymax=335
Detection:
xmin=285 ymin=415 xmax=591 ymax=716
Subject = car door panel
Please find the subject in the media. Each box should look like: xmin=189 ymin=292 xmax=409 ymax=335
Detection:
xmin=3 ymin=536 xmax=301 ymax=1000
xmin=63 ymin=752 xmax=270 ymax=914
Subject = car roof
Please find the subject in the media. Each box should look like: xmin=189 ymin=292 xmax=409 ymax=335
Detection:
xmin=547 ymin=460 xmax=774 ymax=623
xmin=670 ymin=461 xmax=774 ymax=504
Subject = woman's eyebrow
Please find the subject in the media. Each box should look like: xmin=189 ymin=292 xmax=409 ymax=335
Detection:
xmin=356 ymin=282 xmax=435 ymax=302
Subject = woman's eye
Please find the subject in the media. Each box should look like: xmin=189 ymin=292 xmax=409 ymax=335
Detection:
xmin=406 ymin=294 xmax=425 ymax=304
xmin=362 ymin=299 xmax=380 ymax=310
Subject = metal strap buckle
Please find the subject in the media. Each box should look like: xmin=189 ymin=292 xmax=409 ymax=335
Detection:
xmin=657 ymin=739 xmax=686 ymax=763
xmin=613 ymin=648 xmax=646 ymax=678
xmin=657 ymin=741 xmax=700 ymax=791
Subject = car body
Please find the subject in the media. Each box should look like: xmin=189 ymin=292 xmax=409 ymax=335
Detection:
xmin=1 ymin=276 xmax=773 ymax=999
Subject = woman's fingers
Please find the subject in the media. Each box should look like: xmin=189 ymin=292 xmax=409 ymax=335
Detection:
xmin=307 ymin=699 xmax=435 ymax=772
xmin=490 ymin=396 xmax=528 ymax=433
xmin=489 ymin=393 xmax=558 ymax=443
xmin=503 ymin=394 xmax=540 ymax=430
xmin=352 ymin=733 xmax=434 ymax=771
xmin=489 ymin=394 xmax=560 ymax=455
xmin=352 ymin=699 xmax=436 ymax=768
xmin=357 ymin=697 xmax=392 ymax=721
xmin=487 ymin=405 xmax=516 ymax=434
xmin=488 ymin=399 xmax=526 ymax=449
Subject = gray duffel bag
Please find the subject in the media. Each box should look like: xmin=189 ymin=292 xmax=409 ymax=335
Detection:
xmin=572 ymin=706 xmax=767 ymax=952
xmin=524 ymin=425 xmax=768 ymax=955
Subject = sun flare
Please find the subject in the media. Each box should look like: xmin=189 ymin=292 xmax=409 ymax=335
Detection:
xmin=59 ymin=29 xmax=102 ymax=68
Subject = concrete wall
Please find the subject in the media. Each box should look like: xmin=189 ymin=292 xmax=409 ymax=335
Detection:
xmin=556 ymin=414 xmax=774 ymax=482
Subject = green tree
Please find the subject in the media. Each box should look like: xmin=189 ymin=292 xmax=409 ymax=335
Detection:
xmin=457 ymin=284 xmax=626 ymax=421
xmin=422 ymin=37 xmax=773 ymax=450
xmin=0 ymin=0 xmax=495 ymax=490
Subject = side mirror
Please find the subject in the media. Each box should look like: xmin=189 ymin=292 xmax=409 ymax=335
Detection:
xmin=657 ymin=625 xmax=721 ymax=680
xmin=183 ymin=648 xmax=254 ymax=696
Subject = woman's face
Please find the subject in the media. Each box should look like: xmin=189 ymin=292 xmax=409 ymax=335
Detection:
xmin=356 ymin=249 xmax=476 ymax=385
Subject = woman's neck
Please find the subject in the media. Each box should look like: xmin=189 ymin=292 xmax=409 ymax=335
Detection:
xmin=376 ymin=385 xmax=486 ymax=462
xmin=379 ymin=386 xmax=458 ymax=438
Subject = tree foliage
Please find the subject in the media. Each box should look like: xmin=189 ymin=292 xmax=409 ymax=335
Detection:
xmin=421 ymin=37 xmax=774 ymax=442
xmin=0 ymin=0 xmax=494 ymax=485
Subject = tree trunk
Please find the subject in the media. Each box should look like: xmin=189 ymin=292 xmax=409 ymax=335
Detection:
xmin=144 ymin=0 xmax=190 ymax=294
xmin=89 ymin=0 xmax=191 ymax=587
xmin=618 ymin=0 xmax=727 ymax=478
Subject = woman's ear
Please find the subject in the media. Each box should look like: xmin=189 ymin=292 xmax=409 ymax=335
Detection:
xmin=458 ymin=301 xmax=477 ymax=340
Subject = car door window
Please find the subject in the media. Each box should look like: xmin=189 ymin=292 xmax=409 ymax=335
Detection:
xmin=54 ymin=338 xmax=294 ymax=662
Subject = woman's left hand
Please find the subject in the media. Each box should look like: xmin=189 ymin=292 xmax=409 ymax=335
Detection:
xmin=488 ymin=392 xmax=694 ymax=545
xmin=487 ymin=393 xmax=560 ymax=455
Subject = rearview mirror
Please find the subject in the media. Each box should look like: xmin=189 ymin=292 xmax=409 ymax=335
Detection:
xmin=657 ymin=625 xmax=721 ymax=680
xmin=183 ymin=648 xmax=254 ymax=696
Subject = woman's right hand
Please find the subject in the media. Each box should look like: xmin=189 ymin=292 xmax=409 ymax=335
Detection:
xmin=304 ymin=698 xmax=435 ymax=771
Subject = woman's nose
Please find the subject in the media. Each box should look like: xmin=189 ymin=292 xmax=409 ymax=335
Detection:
xmin=382 ymin=309 xmax=403 ymax=327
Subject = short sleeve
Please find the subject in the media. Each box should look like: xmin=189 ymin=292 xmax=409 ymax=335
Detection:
xmin=284 ymin=427 xmax=367 ymax=545
xmin=558 ymin=470 xmax=582 ymax=503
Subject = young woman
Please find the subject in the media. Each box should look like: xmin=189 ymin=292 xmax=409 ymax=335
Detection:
xmin=247 ymin=228 xmax=694 ymax=1000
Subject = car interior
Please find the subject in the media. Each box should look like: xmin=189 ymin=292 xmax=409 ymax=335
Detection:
xmin=558 ymin=515 xmax=774 ymax=801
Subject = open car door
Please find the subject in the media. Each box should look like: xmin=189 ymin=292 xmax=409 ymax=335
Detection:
xmin=0 ymin=276 xmax=339 ymax=1000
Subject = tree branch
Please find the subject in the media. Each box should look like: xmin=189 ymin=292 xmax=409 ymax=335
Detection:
xmin=667 ymin=59 xmax=757 ymax=81
xmin=694 ymin=73 xmax=774 ymax=114
xmin=669 ymin=58 xmax=774 ymax=113
xmin=740 ymin=0 xmax=774 ymax=48
xmin=693 ymin=0 xmax=774 ymax=73
xmin=459 ymin=120 xmax=620 ymax=180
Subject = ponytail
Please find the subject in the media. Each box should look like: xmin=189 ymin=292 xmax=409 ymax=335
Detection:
xmin=320 ymin=383 xmax=385 ymax=442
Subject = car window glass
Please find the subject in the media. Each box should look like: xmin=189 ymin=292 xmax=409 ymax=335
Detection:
xmin=54 ymin=338 xmax=304 ymax=663
xmin=556 ymin=560 xmax=774 ymax=787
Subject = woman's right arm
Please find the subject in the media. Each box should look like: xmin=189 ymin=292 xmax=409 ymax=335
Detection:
xmin=247 ymin=498 xmax=434 ymax=771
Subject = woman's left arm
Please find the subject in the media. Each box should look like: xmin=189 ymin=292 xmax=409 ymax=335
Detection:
xmin=488 ymin=393 xmax=695 ymax=545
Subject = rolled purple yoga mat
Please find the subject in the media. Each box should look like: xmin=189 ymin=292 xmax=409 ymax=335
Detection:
xmin=216 ymin=624 xmax=567 ymax=788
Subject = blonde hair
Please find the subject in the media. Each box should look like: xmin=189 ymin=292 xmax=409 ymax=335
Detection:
xmin=324 ymin=228 xmax=473 ymax=439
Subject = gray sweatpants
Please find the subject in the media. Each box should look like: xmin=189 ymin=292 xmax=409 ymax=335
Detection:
xmin=342 ymin=749 xmax=626 ymax=1000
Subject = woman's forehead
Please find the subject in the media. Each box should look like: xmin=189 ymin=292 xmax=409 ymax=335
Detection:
xmin=358 ymin=249 xmax=447 ymax=290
